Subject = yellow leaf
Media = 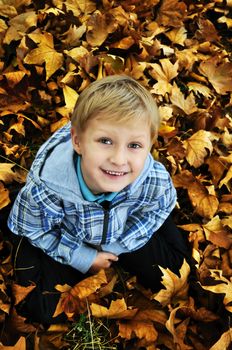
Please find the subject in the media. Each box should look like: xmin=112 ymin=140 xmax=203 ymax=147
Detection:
xmin=0 ymin=336 xmax=26 ymax=350
xmin=50 ymin=116 xmax=70 ymax=133
xmin=3 ymin=71 xmax=26 ymax=88
xmin=173 ymin=170 xmax=219 ymax=219
xmin=158 ymin=124 xmax=176 ymax=138
xmin=170 ymin=83 xmax=198 ymax=115
xmin=199 ymin=58 xmax=232 ymax=94
xmin=149 ymin=59 xmax=179 ymax=95
xmin=187 ymin=81 xmax=212 ymax=98
xmin=156 ymin=0 xmax=187 ymax=27
xmin=24 ymin=33 xmax=63 ymax=80
xmin=118 ymin=320 xmax=158 ymax=343
xmin=152 ymin=259 xmax=190 ymax=306
xmin=86 ymin=10 xmax=117 ymax=47
xmin=70 ymin=269 xmax=107 ymax=299
xmin=0 ymin=182 xmax=10 ymax=210
xmin=210 ymin=328 xmax=232 ymax=350
xmin=219 ymin=165 xmax=232 ymax=191
xmin=63 ymin=85 xmax=78 ymax=110
xmin=200 ymin=270 xmax=232 ymax=312
xmin=11 ymin=283 xmax=36 ymax=306
xmin=203 ymin=216 xmax=232 ymax=249
xmin=90 ymin=298 xmax=138 ymax=319
xmin=165 ymin=26 xmax=187 ymax=46
xmin=183 ymin=130 xmax=217 ymax=168
xmin=64 ymin=46 xmax=89 ymax=63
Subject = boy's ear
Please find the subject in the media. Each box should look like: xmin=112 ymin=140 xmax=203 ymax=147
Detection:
xmin=71 ymin=127 xmax=82 ymax=155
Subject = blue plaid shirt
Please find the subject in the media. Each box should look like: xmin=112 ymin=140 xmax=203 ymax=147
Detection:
xmin=8 ymin=122 xmax=177 ymax=273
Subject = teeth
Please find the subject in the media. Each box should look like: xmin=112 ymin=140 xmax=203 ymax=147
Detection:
xmin=105 ymin=170 xmax=125 ymax=176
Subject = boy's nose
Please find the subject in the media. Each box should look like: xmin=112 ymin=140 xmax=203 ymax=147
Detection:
xmin=110 ymin=148 xmax=127 ymax=166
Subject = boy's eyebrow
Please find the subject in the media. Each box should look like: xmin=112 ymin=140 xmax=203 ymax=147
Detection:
xmin=94 ymin=128 xmax=149 ymax=138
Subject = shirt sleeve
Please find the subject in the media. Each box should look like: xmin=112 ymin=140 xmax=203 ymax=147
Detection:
xmin=7 ymin=180 xmax=97 ymax=274
xmin=118 ymin=166 xmax=177 ymax=252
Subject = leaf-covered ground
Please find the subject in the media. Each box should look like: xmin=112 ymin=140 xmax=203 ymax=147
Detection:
xmin=0 ymin=0 xmax=232 ymax=349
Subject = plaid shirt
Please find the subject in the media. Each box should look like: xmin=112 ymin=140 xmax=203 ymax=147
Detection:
xmin=8 ymin=122 xmax=177 ymax=273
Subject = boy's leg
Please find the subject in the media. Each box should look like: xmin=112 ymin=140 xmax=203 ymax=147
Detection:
xmin=118 ymin=214 xmax=190 ymax=292
xmin=9 ymin=233 xmax=85 ymax=325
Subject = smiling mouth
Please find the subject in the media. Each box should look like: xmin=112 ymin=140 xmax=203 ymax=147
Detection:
xmin=103 ymin=170 xmax=128 ymax=176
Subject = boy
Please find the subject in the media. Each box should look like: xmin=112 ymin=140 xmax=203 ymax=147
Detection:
xmin=8 ymin=75 xmax=189 ymax=324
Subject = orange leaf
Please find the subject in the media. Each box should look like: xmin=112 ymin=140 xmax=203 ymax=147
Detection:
xmin=183 ymin=130 xmax=217 ymax=168
xmin=210 ymin=328 xmax=232 ymax=350
xmin=170 ymin=83 xmax=198 ymax=115
xmin=70 ymin=269 xmax=108 ymax=299
xmin=90 ymin=298 xmax=138 ymax=319
xmin=152 ymin=259 xmax=190 ymax=306
xmin=0 ymin=182 xmax=10 ymax=210
xmin=86 ymin=10 xmax=117 ymax=46
xmin=199 ymin=58 xmax=232 ymax=94
xmin=0 ymin=336 xmax=26 ymax=350
xmin=118 ymin=320 xmax=158 ymax=343
xmin=173 ymin=170 xmax=219 ymax=219
xmin=203 ymin=216 xmax=232 ymax=249
xmin=11 ymin=283 xmax=36 ymax=306
xmin=156 ymin=0 xmax=187 ymax=27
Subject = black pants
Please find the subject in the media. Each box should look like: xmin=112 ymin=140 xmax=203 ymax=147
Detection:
xmin=9 ymin=215 xmax=190 ymax=325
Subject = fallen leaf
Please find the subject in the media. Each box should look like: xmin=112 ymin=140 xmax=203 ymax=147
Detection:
xmin=11 ymin=283 xmax=36 ymax=306
xmin=156 ymin=0 xmax=187 ymax=27
xmin=90 ymin=298 xmax=138 ymax=319
xmin=0 ymin=336 xmax=26 ymax=350
xmin=86 ymin=10 xmax=117 ymax=46
xmin=170 ymin=83 xmax=198 ymax=115
xmin=152 ymin=259 xmax=190 ymax=306
xmin=210 ymin=328 xmax=232 ymax=350
xmin=183 ymin=130 xmax=216 ymax=168
xmin=199 ymin=59 xmax=232 ymax=94
xmin=118 ymin=319 xmax=158 ymax=343
xmin=0 ymin=182 xmax=10 ymax=209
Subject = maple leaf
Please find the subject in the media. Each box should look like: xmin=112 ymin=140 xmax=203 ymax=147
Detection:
xmin=118 ymin=319 xmax=158 ymax=343
xmin=149 ymin=59 xmax=179 ymax=95
xmin=219 ymin=165 xmax=232 ymax=192
xmin=152 ymin=259 xmax=190 ymax=307
xmin=24 ymin=32 xmax=63 ymax=80
xmin=90 ymin=298 xmax=138 ymax=319
xmin=0 ymin=182 xmax=10 ymax=209
xmin=156 ymin=0 xmax=187 ymax=27
xmin=183 ymin=130 xmax=217 ymax=168
xmin=0 ymin=336 xmax=26 ymax=350
xmin=11 ymin=283 xmax=36 ymax=306
xmin=203 ymin=216 xmax=232 ymax=249
xmin=165 ymin=26 xmax=187 ymax=46
xmin=200 ymin=270 xmax=232 ymax=312
xmin=173 ymin=170 xmax=219 ymax=219
xmin=86 ymin=10 xmax=117 ymax=46
xmin=170 ymin=83 xmax=198 ymax=115
xmin=199 ymin=58 xmax=232 ymax=94
xmin=166 ymin=307 xmax=192 ymax=350
xmin=210 ymin=328 xmax=232 ymax=350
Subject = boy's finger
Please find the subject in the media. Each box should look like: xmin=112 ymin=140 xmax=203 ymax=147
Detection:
xmin=107 ymin=253 xmax=118 ymax=261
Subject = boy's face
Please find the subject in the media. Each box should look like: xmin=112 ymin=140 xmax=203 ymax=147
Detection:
xmin=71 ymin=115 xmax=152 ymax=194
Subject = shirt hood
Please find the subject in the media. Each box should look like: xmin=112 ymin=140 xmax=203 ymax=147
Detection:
xmin=29 ymin=122 xmax=155 ymax=203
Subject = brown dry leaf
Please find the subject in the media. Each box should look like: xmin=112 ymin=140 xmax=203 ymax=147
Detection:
xmin=0 ymin=163 xmax=20 ymax=184
xmin=156 ymin=0 xmax=187 ymax=27
xmin=210 ymin=328 xmax=232 ymax=350
xmin=183 ymin=130 xmax=217 ymax=168
xmin=0 ymin=336 xmax=26 ymax=350
xmin=219 ymin=165 xmax=232 ymax=191
xmin=200 ymin=270 xmax=232 ymax=312
xmin=62 ymin=85 xmax=78 ymax=110
xmin=0 ymin=182 xmax=10 ymax=209
xmin=187 ymin=81 xmax=212 ymax=98
xmin=196 ymin=18 xmax=220 ymax=42
xmin=206 ymin=156 xmax=226 ymax=186
xmin=173 ymin=170 xmax=219 ymax=219
xmin=90 ymin=298 xmax=138 ymax=319
xmin=152 ymin=259 xmax=190 ymax=307
xmin=166 ymin=307 xmax=192 ymax=350
xmin=134 ymin=308 xmax=167 ymax=325
xmin=221 ymin=216 xmax=232 ymax=229
xmin=86 ymin=10 xmax=117 ymax=46
xmin=11 ymin=283 xmax=36 ymax=306
xmin=118 ymin=319 xmax=158 ymax=343
xmin=149 ymin=59 xmax=179 ymax=95
xmin=3 ymin=71 xmax=26 ymax=88
xmin=167 ymin=137 xmax=186 ymax=160
xmin=6 ymin=307 xmax=36 ymax=334
xmin=70 ymin=269 xmax=107 ymax=299
xmin=24 ymin=32 xmax=63 ymax=80
xmin=203 ymin=216 xmax=232 ymax=249
xmin=199 ymin=59 xmax=232 ymax=94
xmin=170 ymin=83 xmax=198 ymax=115
xmin=165 ymin=26 xmax=187 ymax=46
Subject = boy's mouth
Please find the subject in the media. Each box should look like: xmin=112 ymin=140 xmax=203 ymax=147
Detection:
xmin=102 ymin=170 xmax=128 ymax=176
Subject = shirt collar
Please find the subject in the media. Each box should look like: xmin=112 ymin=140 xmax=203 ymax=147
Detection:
xmin=76 ymin=156 xmax=118 ymax=203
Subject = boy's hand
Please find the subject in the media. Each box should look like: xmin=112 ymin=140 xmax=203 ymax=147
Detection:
xmin=89 ymin=251 xmax=118 ymax=274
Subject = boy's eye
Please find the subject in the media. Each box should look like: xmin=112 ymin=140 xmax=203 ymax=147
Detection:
xmin=99 ymin=138 xmax=112 ymax=145
xmin=128 ymin=143 xmax=141 ymax=149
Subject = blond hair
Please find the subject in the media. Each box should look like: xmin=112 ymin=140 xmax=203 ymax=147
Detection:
xmin=71 ymin=75 xmax=160 ymax=138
